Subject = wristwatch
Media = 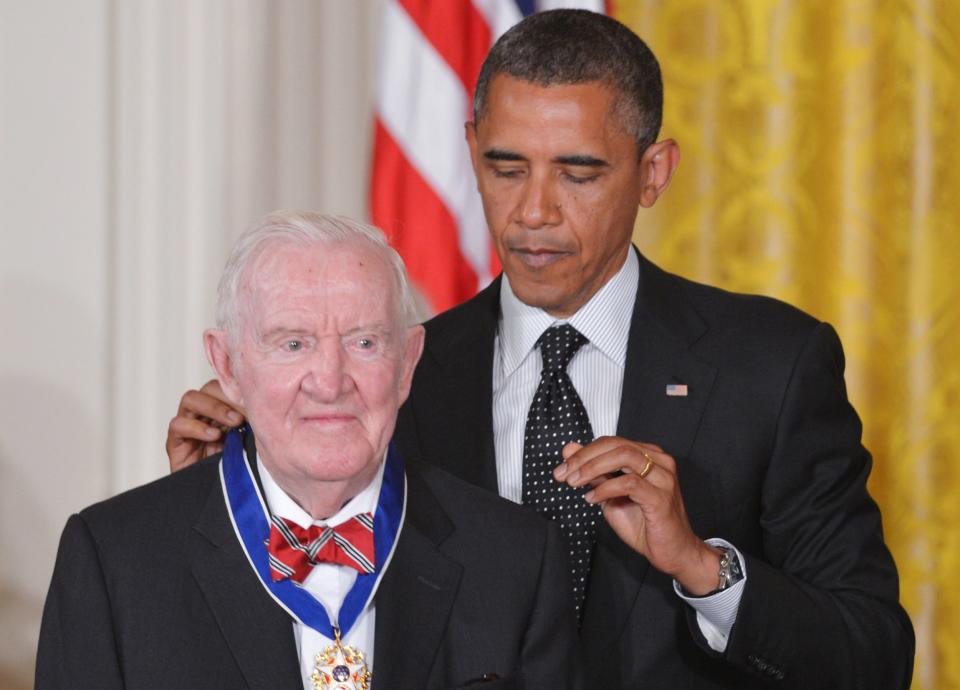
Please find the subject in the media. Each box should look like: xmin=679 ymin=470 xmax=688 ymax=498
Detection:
xmin=716 ymin=546 xmax=743 ymax=592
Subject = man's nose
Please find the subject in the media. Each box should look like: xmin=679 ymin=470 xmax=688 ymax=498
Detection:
xmin=301 ymin=340 xmax=350 ymax=401
xmin=516 ymin=172 xmax=562 ymax=229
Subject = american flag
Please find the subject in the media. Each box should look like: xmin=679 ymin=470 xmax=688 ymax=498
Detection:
xmin=372 ymin=0 xmax=609 ymax=314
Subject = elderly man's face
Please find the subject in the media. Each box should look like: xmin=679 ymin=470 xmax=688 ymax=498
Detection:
xmin=213 ymin=241 xmax=422 ymax=508
xmin=467 ymin=75 xmax=675 ymax=317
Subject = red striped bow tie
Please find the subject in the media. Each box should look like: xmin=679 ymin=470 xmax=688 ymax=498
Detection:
xmin=268 ymin=513 xmax=375 ymax=583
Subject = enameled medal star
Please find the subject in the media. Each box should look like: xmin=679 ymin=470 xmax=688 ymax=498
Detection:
xmin=311 ymin=628 xmax=371 ymax=690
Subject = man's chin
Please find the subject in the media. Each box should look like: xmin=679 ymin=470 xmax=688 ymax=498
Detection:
xmin=296 ymin=448 xmax=379 ymax=482
xmin=508 ymin=279 xmax=574 ymax=316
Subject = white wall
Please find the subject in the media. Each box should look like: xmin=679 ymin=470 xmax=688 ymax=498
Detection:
xmin=0 ymin=2 xmax=379 ymax=686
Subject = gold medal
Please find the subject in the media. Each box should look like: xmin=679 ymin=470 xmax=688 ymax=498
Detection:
xmin=311 ymin=628 xmax=371 ymax=690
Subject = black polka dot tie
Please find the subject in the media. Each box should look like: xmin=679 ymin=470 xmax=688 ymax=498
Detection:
xmin=522 ymin=324 xmax=600 ymax=618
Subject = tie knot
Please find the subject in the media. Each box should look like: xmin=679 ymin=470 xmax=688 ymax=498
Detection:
xmin=538 ymin=324 xmax=588 ymax=372
xmin=268 ymin=513 xmax=376 ymax=582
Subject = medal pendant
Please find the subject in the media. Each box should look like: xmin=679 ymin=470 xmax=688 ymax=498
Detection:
xmin=311 ymin=629 xmax=371 ymax=690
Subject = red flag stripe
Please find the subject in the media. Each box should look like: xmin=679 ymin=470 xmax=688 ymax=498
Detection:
xmin=372 ymin=119 xmax=480 ymax=311
xmin=398 ymin=0 xmax=492 ymax=100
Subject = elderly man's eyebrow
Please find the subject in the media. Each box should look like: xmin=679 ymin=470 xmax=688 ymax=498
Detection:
xmin=260 ymin=326 xmax=309 ymax=338
xmin=343 ymin=322 xmax=395 ymax=337
xmin=254 ymin=327 xmax=309 ymax=345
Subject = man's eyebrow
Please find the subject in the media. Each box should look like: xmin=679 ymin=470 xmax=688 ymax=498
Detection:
xmin=483 ymin=148 xmax=527 ymax=162
xmin=257 ymin=326 xmax=309 ymax=340
xmin=553 ymin=154 xmax=610 ymax=168
xmin=344 ymin=322 xmax=394 ymax=337
xmin=483 ymin=149 xmax=611 ymax=168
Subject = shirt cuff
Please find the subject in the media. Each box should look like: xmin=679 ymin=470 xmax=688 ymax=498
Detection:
xmin=673 ymin=538 xmax=747 ymax=653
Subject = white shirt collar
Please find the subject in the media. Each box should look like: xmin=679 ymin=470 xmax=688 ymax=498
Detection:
xmin=498 ymin=247 xmax=639 ymax=376
xmin=256 ymin=451 xmax=386 ymax=529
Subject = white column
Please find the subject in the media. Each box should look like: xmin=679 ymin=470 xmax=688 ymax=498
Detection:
xmin=1 ymin=3 xmax=378 ymax=685
xmin=109 ymin=0 xmax=379 ymax=491
xmin=111 ymin=0 xmax=251 ymax=491
xmin=0 ymin=3 xmax=111 ymax=686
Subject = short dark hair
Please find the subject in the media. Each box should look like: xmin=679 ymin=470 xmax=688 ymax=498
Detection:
xmin=473 ymin=9 xmax=663 ymax=155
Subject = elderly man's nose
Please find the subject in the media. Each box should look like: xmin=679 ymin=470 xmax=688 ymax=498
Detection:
xmin=302 ymin=346 xmax=347 ymax=400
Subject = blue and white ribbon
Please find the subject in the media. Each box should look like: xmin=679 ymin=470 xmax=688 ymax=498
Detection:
xmin=220 ymin=426 xmax=406 ymax=638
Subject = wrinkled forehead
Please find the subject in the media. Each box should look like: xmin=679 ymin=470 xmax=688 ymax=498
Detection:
xmin=239 ymin=239 xmax=400 ymax=321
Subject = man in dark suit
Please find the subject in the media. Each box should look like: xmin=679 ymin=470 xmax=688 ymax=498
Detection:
xmin=164 ymin=11 xmax=914 ymax=689
xmin=36 ymin=212 xmax=581 ymax=690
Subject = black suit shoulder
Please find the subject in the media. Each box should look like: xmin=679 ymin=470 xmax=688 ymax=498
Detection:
xmin=79 ymin=455 xmax=221 ymax=539
xmin=645 ymin=262 xmax=849 ymax=433
xmin=418 ymin=276 xmax=501 ymax=364
xmin=72 ymin=456 xmax=226 ymax=589
xmin=649 ymin=259 xmax=823 ymax=355
xmin=35 ymin=455 xmax=279 ymax=690
xmin=422 ymin=276 xmax=500 ymax=332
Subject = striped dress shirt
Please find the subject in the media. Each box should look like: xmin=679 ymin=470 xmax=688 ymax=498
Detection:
xmin=491 ymin=248 xmax=744 ymax=652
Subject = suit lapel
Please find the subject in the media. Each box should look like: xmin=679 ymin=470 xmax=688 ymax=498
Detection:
xmin=373 ymin=465 xmax=462 ymax=687
xmin=189 ymin=475 xmax=303 ymax=690
xmin=582 ymin=250 xmax=719 ymax=650
xmin=618 ymin=252 xmax=718 ymax=510
xmin=414 ymin=280 xmax=501 ymax=493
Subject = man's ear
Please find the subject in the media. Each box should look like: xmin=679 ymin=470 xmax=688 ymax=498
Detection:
xmin=638 ymin=139 xmax=680 ymax=208
xmin=397 ymin=324 xmax=425 ymax=404
xmin=204 ymin=329 xmax=243 ymax=407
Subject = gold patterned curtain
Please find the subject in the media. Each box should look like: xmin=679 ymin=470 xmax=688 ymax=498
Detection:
xmin=614 ymin=2 xmax=960 ymax=687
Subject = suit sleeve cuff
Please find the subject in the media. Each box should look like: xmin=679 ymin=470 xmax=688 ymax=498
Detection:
xmin=673 ymin=538 xmax=747 ymax=652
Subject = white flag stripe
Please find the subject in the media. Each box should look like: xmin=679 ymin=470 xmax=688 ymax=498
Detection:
xmin=470 ymin=0 xmax=523 ymax=41
xmin=378 ymin=0 xmax=491 ymax=286
xmin=537 ymin=0 xmax=606 ymax=12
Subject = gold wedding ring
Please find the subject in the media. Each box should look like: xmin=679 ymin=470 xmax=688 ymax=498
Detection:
xmin=639 ymin=452 xmax=654 ymax=478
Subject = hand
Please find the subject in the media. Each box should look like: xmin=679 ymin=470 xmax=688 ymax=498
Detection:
xmin=554 ymin=436 xmax=721 ymax=595
xmin=165 ymin=380 xmax=245 ymax=473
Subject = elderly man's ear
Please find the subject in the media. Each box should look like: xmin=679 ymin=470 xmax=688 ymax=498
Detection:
xmin=398 ymin=325 xmax=426 ymax=403
xmin=204 ymin=329 xmax=244 ymax=407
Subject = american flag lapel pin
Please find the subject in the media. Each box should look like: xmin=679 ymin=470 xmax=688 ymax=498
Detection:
xmin=665 ymin=383 xmax=688 ymax=397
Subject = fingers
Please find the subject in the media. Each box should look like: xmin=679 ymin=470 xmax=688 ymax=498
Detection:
xmin=169 ymin=416 xmax=224 ymax=445
xmin=201 ymin=441 xmax=225 ymax=459
xmin=555 ymin=437 xmax=676 ymax=488
xmin=167 ymin=380 xmax=244 ymax=474
xmin=198 ymin=379 xmax=241 ymax=410
xmin=581 ymin=472 xmax=653 ymax=505
xmin=561 ymin=441 xmax=583 ymax=461
xmin=177 ymin=386 xmax=244 ymax=428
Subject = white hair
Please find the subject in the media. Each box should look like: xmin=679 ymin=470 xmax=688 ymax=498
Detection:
xmin=215 ymin=210 xmax=419 ymax=342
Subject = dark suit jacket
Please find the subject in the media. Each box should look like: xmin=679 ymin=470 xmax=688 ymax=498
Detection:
xmin=36 ymin=442 xmax=582 ymax=689
xmin=396 ymin=249 xmax=914 ymax=689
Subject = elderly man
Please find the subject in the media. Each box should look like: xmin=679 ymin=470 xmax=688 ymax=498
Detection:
xmin=36 ymin=212 xmax=581 ymax=690
xmin=165 ymin=10 xmax=913 ymax=689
